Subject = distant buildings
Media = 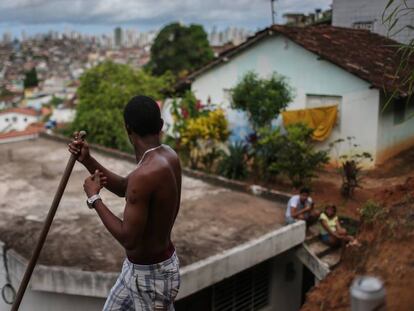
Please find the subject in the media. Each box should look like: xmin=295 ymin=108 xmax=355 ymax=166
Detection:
xmin=114 ymin=27 xmax=123 ymax=47
xmin=283 ymin=8 xmax=332 ymax=26
xmin=208 ymin=26 xmax=252 ymax=46
xmin=332 ymin=0 xmax=414 ymax=44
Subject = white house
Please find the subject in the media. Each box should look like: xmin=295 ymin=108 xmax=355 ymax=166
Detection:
xmin=183 ymin=25 xmax=414 ymax=166
xmin=332 ymin=0 xmax=414 ymax=44
xmin=0 ymin=108 xmax=39 ymax=132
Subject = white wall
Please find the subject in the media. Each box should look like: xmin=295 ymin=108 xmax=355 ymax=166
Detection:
xmin=332 ymin=0 xmax=414 ymax=44
xmin=0 ymin=113 xmax=38 ymax=132
xmin=191 ymin=35 xmax=380 ymax=163
xmin=50 ymin=108 xmax=75 ymax=123
xmin=377 ymin=96 xmax=414 ymax=163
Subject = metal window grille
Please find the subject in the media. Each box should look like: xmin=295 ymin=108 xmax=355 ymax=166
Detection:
xmin=212 ymin=261 xmax=270 ymax=311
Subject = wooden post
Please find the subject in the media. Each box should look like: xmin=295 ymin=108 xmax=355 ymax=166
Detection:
xmin=11 ymin=131 xmax=86 ymax=311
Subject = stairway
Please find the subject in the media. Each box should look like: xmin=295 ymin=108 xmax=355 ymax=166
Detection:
xmin=295 ymin=225 xmax=341 ymax=281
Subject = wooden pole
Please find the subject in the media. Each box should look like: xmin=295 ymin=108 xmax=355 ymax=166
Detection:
xmin=11 ymin=131 xmax=86 ymax=311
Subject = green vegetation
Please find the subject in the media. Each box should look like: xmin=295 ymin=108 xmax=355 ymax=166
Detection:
xmin=382 ymin=1 xmax=414 ymax=102
xmin=149 ymin=22 xmax=214 ymax=78
xmin=256 ymin=124 xmax=329 ymax=187
xmin=360 ymin=200 xmax=385 ymax=223
xmin=72 ymin=61 xmax=172 ymax=151
xmin=0 ymin=87 xmax=13 ymax=98
xmin=218 ymin=142 xmax=249 ymax=180
xmin=24 ymin=67 xmax=39 ymax=89
xmin=169 ymin=91 xmax=229 ymax=170
xmin=48 ymin=96 xmax=64 ymax=107
xmin=231 ymin=71 xmax=293 ymax=130
xmin=330 ymin=137 xmax=373 ymax=197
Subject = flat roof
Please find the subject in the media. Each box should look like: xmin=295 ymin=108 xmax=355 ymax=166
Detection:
xmin=0 ymin=137 xmax=286 ymax=272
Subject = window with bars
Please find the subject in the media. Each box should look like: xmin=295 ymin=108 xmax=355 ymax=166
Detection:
xmin=212 ymin=261 xmax=270 ymax=311
xmin=352 ymin=21 xmax=374 ymax=31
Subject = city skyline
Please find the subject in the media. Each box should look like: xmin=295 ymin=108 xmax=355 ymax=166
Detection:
xmin=0 ymin=0 xmax=331 ymax=39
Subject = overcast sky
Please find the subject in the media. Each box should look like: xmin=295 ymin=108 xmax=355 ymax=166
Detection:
xmin=0 ymin=0 xmax=332 ymax=37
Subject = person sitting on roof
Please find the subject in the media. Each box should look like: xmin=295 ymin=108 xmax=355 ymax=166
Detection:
xmin=319 ymin=205 xmax=356 ymax=247
xmin=285 ymin=187 xmax=320 ymax=225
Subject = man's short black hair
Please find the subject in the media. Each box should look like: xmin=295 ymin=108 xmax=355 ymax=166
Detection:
xmin=123 ymin=95 xmax=163 ymax=136
xmin=300 ymin=187 xmax=310 ymax=194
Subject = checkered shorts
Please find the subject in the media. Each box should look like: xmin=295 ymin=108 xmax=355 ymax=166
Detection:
xmin=103 ymin=252 xmax=180 ymax=311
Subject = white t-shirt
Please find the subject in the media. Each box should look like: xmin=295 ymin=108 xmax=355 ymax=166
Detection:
xmin=285 ymin=195 xmax=313 ymax=218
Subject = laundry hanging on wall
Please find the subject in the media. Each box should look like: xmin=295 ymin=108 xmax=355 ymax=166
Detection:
xmin=281 ymin=105 xmax=338 ymax=141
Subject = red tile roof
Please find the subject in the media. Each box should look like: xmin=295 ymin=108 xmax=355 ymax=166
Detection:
xmin=0 ymin=107 xmax=38 ymax=117
xmin=0 ymin=127 xmax=43 ymax=140
xmin=186 ymin=25 xmax=413 ymax=96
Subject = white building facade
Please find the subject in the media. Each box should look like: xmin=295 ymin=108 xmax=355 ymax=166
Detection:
xmin=0 ymin=109 xmax=39 ymax=132
xmin=332 ymin=0 xmax=414 ymax=44
xmin=188 ymin=26 xmax=414 ymax=166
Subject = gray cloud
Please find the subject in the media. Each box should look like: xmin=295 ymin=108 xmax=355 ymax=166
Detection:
xmin=0 ymin=0 xmax=332 ymax=28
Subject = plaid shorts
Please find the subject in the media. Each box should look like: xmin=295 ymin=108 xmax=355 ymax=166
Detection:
xmin=103 ymin=252 xmax=180 ymax=311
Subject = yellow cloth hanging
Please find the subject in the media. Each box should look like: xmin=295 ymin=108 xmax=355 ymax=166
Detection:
xmin=281 ymin=105 xmax=338 ymax=141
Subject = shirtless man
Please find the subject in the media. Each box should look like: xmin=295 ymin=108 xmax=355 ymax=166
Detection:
xmin=68 ymin=95 xmax=181 ymax=310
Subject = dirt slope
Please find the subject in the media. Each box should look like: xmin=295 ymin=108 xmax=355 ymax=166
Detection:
xmin=301 ymin=177 xmax=414 ymax=311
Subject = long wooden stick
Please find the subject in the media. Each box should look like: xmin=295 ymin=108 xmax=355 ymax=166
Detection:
xmin=11 ymin=131 xmax=86 ymax=311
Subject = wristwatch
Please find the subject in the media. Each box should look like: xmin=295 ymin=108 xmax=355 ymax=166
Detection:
xmin=86 ymin=194 xmax=101 ymax=209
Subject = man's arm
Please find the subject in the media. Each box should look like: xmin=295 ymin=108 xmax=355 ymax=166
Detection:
xmin=291 ymin=206 xmax=311 ymax=218
xmin=83 ymin=156 xmax=128 ymax=197
xmin=69 ymin=137 xmax=128 ymax=197
xmin=92 ymin=172 xmax=150 ymax=250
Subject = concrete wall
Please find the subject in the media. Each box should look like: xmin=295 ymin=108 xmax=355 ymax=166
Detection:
xmin=191 ymin=35 xmax=381 ymax=163
xmin=332 ymin=0 xmax=414 ymax=44
xmin=268 ymin=250 xmax=303 ymax=311
xmin=0 ymin=222 xmax=306 ymax=310
xmin=376 ymin=95 xmax=414 ymax=163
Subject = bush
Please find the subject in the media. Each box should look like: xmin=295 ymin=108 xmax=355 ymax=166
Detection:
xmin=256 ymin=123 xmax=329 ymax=187
xmin=360 ymin=200 xmax=385 ymax=223
xmin=218 ymin=142 xmax=249 ymax=180
xmin=231 ymin=71 xmax=293 ymax=130
xmin=180 ymin=109 xmax=229 ymax=170
xmin=170 ymin=93 xmax=229 ymax=170
xmin=330 ymin=137 xmax=373 ymax=197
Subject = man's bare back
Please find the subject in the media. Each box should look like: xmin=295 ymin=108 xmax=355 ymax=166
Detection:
xmin=125 ymin=145 xmax=181 ymax=264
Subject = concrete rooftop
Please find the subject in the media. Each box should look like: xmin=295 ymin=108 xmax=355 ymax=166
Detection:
xmin=0 ymin=137 xmax=286 ymax=272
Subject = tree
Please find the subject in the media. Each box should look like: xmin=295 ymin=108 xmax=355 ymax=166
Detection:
xmin=383 ymin=1 xmax=414 ymax=100
xmin=24 ymin=68 xmax=39 ymax=89
xmin=231 ymin=71 xmax=293 ymax=131
xmin=149 ymin=23 xmax=214 ymax=78
xmin=71 ymin=61 xmax=172 ymax=151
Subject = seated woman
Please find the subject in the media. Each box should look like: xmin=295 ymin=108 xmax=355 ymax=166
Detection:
xmin=319 ymin=205 xmax=354 ymax=247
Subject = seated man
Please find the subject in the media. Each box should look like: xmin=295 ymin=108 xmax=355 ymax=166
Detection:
xmin=319 ymin=205 xmax=355 ymax=247
xmin=285 ymin=188 xmax=319 ymax=225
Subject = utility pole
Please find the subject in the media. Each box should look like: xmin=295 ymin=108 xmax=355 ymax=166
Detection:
xmin=270 ymin=0 xmax=276 ymax=25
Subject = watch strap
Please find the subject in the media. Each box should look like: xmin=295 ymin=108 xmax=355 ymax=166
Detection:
xmin=87 ymin=194 xmax=101 ymax=209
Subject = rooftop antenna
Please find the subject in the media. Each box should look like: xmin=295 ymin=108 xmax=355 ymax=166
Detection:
xmin=270 ymin=0 xmax=277 ymax=25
